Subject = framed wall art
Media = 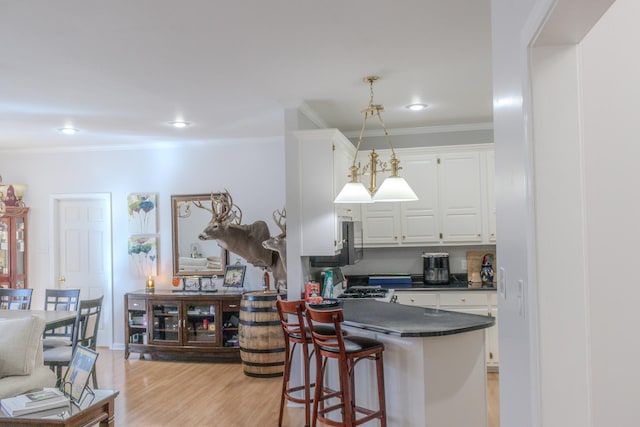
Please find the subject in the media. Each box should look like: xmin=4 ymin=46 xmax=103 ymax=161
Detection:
xmin=222 ymin=265 xmax=246 ymax=288
xmin=200 ymin=276 xmax=217 ymax=292
xmin=184 ymin=276 xmax=201 ymax=291
xmin=128 ymin=193 xmax=157 ymax=234
xmin=128 ymin=235 xmax=158 ymax=277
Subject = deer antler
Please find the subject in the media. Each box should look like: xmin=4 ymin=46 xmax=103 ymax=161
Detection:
xmin=211 ymin=192 xmax=243 ymax=225
xmin=193 ymin=199 xmax=214 ymax=214
xmin=273 ymin=207 xmax=286 ymax=237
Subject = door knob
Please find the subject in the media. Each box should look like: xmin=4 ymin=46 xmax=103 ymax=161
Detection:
xmin=58 ymin=277 xmax=66 ymax=283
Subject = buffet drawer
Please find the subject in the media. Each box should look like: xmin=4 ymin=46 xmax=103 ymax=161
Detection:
xmin=128 ymin=298 xmax=146 ymax=311
xmin=222 ymin=300 xmax=241 ymax=312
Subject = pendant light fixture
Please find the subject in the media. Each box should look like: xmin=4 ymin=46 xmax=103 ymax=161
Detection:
xmin=334 ymin=76 xmax=418 ymax=203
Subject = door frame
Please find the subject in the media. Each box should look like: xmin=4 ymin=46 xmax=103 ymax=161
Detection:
xmin=49 ymin=193 xmax=113 ymax=348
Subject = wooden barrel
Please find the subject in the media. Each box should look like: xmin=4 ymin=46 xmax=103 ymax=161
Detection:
xmin=238 ymin=291 xmax=285 ymax=378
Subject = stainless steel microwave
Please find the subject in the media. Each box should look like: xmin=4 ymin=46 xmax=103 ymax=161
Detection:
xmin=309 ymin=221 xmax=363 ymax=267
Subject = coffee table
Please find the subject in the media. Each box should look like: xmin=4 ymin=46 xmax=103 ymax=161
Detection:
xmin=0 ymin=389 xmax=119 ymax=426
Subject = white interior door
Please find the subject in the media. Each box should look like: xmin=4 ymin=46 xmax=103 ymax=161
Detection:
xmin=52 ymin=194 xmax=112 ymax=347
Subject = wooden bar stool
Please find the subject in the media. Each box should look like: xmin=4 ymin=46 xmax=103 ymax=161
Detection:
xmin=306 ymin=306 xmax=386 ymax=427
xmin=276 ymin=299 xmax=315 ymax=427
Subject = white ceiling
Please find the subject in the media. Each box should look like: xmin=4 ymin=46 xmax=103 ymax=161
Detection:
xmin=0 ymin=0 xmax=492 ymax=150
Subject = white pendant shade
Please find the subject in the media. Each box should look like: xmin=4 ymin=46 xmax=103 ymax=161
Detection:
xmin=334 ymin=182 xmax=373 ymax=203
xmin=372 ymin=176 xmax=419 ymax=202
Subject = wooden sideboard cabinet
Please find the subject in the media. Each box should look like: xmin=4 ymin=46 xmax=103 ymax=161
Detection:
xmin=124 ymin=290 xmax=242 ymax=361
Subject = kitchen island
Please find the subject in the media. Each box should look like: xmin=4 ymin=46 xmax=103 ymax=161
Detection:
xmin=336 ymin=300 xmax=494 ymax=427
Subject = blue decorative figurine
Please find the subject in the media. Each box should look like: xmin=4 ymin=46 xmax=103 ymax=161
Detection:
xmin=480 ymin=254 xmax=494 ymax=286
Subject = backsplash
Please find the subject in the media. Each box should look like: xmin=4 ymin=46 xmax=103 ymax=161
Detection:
xmin=341 ymin=245 xmax=497 ymax=276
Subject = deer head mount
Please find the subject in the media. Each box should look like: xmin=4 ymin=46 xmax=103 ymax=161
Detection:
xmin=262 ymin=207 xmax=287 ymax=276
xmin=197 ymin=193 xmax=286 ymax=289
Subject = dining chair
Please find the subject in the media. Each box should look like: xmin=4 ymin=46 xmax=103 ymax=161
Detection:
xmin=42 ymin=288 xmax=81 ymax=349
xmin=0 ymin=288 xmax=33 ymax=310
xmin=44 ymin=295 xmax=103 ymax=388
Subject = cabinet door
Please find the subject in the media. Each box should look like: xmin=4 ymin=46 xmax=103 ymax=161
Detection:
xmin=333 ymin=138 xmax=360 ymax=247
xmin=438 ymin=151 xmax=483 ymax=242
xmin=0 ymin=218 xmax=9 ymax=287
xmin=298 ymin=129 xmax=356 ymax=256
xmin=486 ymin=307 xmax=499 ymax=368
xmin=221 ymin=299 xmax=241 ymax=348
xmin=361 ymin=202 xmax=401 ymax=245
xmin=485 ymin=150 xmax=496 ymax=242
xmin=149 ymin=301 xmax=181 ymax=346
xmin=184 ymin=301 xmax=219 ymax=346
xmin=400 ymin=152 xmax=440 ymax=244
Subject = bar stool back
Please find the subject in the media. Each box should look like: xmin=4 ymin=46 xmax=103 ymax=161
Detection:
xmin=306 ymin=306 xmax=387 ymax=427
xmin=276 ymin=299 xmax=314 ymax=427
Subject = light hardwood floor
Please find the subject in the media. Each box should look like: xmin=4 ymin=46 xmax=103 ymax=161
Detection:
xmin=94 ymin=348 xmax=500 ymax=427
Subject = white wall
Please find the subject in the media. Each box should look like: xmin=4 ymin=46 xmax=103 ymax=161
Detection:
xmin=579 ymin=1 xmax=639 ymax=424
xmin=495 ymin=0 xmax=621 ymax=425
xmin=0 ymin=138 xmax=285 ymax=348
xmin=491 ymin=0 xmax=541 ymax=424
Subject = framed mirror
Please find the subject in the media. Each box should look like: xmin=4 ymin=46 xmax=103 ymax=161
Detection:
xmin=171 ymin=194 xmax=228 ymax=277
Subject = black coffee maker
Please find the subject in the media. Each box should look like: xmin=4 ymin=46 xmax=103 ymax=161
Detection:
xmin=422 ymin=252 xmax=450 ymax=285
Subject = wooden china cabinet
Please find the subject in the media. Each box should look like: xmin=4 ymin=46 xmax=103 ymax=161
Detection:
xmin=0 ymin=207 xmax=28 ymax=289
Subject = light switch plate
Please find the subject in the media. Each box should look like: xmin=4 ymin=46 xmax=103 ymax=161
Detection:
xmin=498 ymin=267 xmax=506 ymax=299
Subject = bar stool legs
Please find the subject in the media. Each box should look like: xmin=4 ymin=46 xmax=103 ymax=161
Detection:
xmin=307 ymin=306 xmax=387 ymax=427
xmin=277 ymin=299 xmax=315 ymax=427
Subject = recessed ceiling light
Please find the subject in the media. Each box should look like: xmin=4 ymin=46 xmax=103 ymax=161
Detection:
xmin=406 ymin=103 xmax=429 ymax=111
xmin=58 ymin=127 xmax=79 ymax=135
xmin=169 ymin=121 xmax=190 ymax=128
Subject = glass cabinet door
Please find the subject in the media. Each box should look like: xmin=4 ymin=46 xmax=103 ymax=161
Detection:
xmin=150 ymin=302 xmax=181 ymax=345
xmin=184 ymin=302 xmax=218 ymax=346
xmin=0 ymin=219 xmax=9 ymax=284
xmin=14 ymin=216 xmax=26 ymax=288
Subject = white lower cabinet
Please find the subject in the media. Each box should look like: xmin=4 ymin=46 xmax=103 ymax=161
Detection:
xmin=394 ymin=290 xmax=499 ymax=370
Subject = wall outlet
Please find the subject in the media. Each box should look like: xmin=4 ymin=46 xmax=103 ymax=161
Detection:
xmin=460 ymin=258 xmax=467 ymax=271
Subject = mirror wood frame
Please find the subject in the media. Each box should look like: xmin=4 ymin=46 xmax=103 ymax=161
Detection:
xmin=171 ymin=193 xmax=228 ymax=277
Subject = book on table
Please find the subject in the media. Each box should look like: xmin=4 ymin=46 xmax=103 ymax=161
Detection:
xmin=1 ymin=387 xmax=69 ymax=416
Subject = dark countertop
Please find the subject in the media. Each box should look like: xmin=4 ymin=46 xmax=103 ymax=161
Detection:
xmin=340 ymin=299 xmax=495 ymax=338
xmin=397 ymin=285 xmax=497 ymax=292
xmin=345 ymin=274 xmax=496 ymax=291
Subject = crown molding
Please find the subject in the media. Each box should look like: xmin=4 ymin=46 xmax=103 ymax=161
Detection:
xmin=342 ymin=122 xmax=493 ymax=138
xmin=297 ymin=101 xmax=329 ymax=129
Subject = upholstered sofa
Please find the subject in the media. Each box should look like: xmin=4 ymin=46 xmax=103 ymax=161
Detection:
xmin=0 ymin=315 xmax=57 ymax=399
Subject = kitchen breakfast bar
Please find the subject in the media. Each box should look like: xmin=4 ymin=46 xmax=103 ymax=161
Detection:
xmin=336 ymin=299 xmax=495 ymax=427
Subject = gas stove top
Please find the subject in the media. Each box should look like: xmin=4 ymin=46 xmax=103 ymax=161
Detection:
xmin=337 ymin=286 xmax=394 ymax=302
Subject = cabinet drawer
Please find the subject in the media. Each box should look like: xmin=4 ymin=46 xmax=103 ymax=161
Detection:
xmin=222 ymin=300 xmax=240 ymax=312
xmin=395 ymin=292 xmax=438 ymax=307
xmin=128 ymin=298 xmax=146 ymax=311
xmin=439 ymin=293 xmax=488 ymax=307
xmin=488 ymin=293 xmax=497 ymax=306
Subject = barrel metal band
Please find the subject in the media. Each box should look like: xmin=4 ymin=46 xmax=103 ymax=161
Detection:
xmin=239 ymin=319 xmax=281 ymax=326
xmin=242 ymin=294 xmax=279 ymax=301
xmin=240 ymin=346 xmax=286 ymax=354
xmin=241 ymin=360 xmax=285 ymax=367
xmin=240 ymin=306 xmax=277 ymax=313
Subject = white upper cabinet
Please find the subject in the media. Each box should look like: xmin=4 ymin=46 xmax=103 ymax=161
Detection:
xmin=438 ymin=150 xmax=483 ymax=243
xmin=296 ymin=129 xmax=359 ymax=256
xmin=361 ymin=144 xmax=494 ymax=247
xmin=361 ymin=149 xmax=439 ymax=245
